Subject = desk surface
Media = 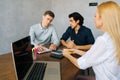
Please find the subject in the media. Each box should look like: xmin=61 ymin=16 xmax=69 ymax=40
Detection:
xmin=0 ymin=52 xmax=79 ymax=80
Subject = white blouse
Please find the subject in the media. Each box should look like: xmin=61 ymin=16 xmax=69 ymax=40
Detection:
xmin=77 ymin=32 xmax=120 ymax=80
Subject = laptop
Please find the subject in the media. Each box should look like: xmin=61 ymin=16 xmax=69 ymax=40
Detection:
xmin=11 ymin=36 xmax=61 ymax=80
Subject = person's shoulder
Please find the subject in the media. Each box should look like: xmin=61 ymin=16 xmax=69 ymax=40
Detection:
xmin=49 ymin=24 xmax=54 ymax=27
xmin=48 ymin=24 xmax=56 ymax=29
xmin=82 ymin=26 xmax=91 ymax=30
xmin=102 ymin=32 xmax=111 ymax=42
xmin=31 ymin=23 xmax=40 ymax=28
xmin=48 ymin=24 xmax=55 ymax=29
xmin=68 ymin=26 xmax=71 ymax=29
xmin=66 ymin=26 xmax=72 ymax=30
xmin=96 ymin=33 xmax=108 ymax=43
xmin=64 ymin=26 xmax=72 ymax=32
xmin=48 ymin=24 xmax=57 ymax=31
xmin=81 ymin=26 xmax=91 ymax=33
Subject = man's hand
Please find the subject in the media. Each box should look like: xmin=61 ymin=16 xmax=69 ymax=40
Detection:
xmin=35 ymin=45 xmax=44 ymax=52
xmin=67 ymin=40 xmax=76 ymax=49
xmin=49 ymin=44 xmax=57 ymax=50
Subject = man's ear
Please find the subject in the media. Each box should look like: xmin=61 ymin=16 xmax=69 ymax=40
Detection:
xmin=77 ymin=20 xmax=80 ymax=24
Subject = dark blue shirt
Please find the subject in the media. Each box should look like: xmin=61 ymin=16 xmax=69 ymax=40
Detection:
xmin=61 ymin=26 xmax=95 ymax=45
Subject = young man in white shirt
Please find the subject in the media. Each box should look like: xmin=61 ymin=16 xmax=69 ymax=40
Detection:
xmin=29 ymin=10 xmax=59 ymax=51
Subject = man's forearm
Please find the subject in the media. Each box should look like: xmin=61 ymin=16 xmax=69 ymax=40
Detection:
xmin=60 ymin=40 xmax=68 ymax=48
xmin=75 ymin=44 xmax=92 ymax=51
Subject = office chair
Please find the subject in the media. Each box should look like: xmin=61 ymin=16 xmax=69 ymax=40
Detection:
xmin=75 ymin=67 xmax=95 ymax=80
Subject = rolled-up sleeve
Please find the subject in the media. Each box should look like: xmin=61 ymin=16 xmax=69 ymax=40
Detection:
xmin=60 ymin=27 xmax=71 ymax=41
xmin=29 ymin=26 xmax=36 ymax=46
xmin=51 ymin=27 xmax=60 ymax=46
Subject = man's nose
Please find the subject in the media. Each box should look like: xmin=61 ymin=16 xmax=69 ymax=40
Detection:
xmin=47 ymin=20 xmax=51 ymax=24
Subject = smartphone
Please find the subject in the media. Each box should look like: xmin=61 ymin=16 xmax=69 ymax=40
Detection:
xmin=50 ymin=50 xmax=64 ymax=59
xmin=52 ymin=50 xmax=62 ymax=55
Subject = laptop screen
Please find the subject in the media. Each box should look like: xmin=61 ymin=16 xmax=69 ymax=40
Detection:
xmin=12 ymin=36 xmax=33 ymax=80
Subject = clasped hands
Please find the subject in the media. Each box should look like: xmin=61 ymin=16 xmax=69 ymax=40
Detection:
xmin=66 ymin=40 xmax=77 ymax=49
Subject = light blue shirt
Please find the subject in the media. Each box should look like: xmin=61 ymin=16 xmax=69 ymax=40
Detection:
xmin=77 ymin=33 xmax=120 ymax=80
xmin=29 ymin=23 xmax=60 ymax=46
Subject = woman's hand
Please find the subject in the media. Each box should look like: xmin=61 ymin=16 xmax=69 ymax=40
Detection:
xmin=63 ymin=48 xmax=85 ymax=56
xmin=62 ymin=49 xmax=72 ymax=58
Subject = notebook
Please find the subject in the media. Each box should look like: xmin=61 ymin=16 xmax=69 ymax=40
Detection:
xmin=11 ymin=36 xmax=61 ymax=80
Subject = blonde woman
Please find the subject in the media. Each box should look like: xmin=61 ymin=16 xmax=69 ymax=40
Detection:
xmin=62 ymin=1 xmax=120 ymax=80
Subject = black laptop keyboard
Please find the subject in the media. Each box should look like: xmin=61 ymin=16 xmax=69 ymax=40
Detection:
xmin=26 ymin=63 xmax=47 ymax=80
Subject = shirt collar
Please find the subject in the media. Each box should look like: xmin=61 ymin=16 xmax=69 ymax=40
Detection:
xmin=39 ymin=23 xmax=49 ymax=30
xmin=39 ymin=23 xmax=43 ymax=29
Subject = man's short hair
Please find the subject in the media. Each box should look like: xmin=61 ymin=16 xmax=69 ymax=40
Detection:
xmin=44 ymin=10 xmax=55 ymax=18
xmin=69 ymin=12 xmax=84 ymax=26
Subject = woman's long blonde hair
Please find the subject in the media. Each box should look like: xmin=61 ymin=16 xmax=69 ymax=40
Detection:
xmin=98 ymin=1 xmax=120 ymax=64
